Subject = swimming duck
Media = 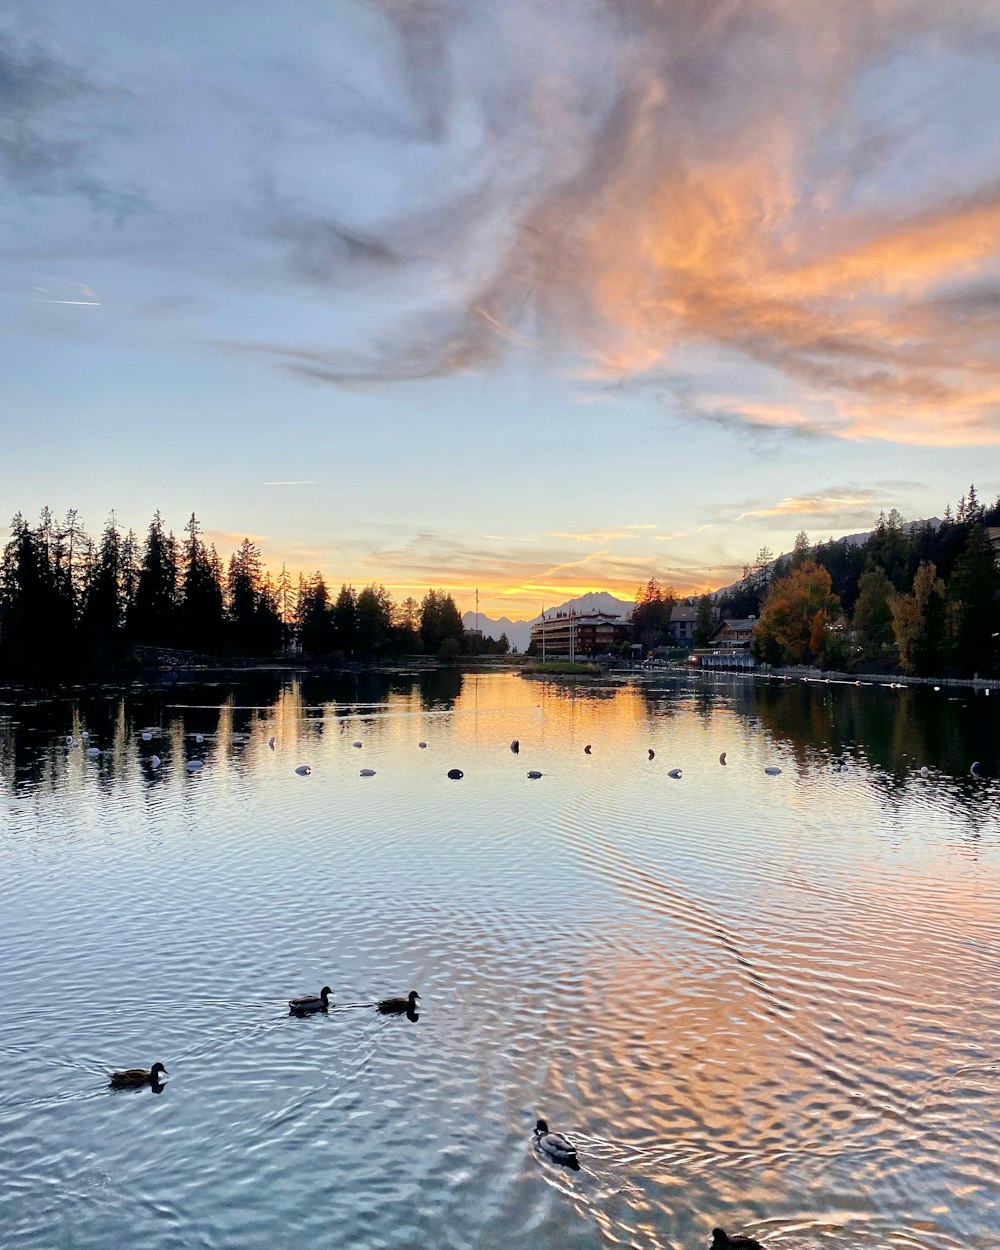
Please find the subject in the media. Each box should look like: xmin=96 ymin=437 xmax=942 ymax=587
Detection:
xmin=719 ymin=752 xmax=727 ymax=765
xmin=289 ymin=986 xmax=333 ymax=1013
xmin=510 ymin=739 xmax=520 ymax=753
xmin=667 ymin=767 xmax=682 ymax=779
xmin=648 ymin=748 xmax=655 ymax=760
xmin=378 ymin=990 xmax=420 ymax=1014
xmin=527 ymin=770 xmax=543 ymax=779
xmin=448 ymin=768 xmax=463 ymax=779
xmin=109 ymin=1062 xmax=167 ymax=1089
xmin=584 ymin=744 xmax=592 ymax=754
xmin=533 ymin=1118 xmax=578 ymax=1164
xmin=711 ymin=1229 xmax=763 ymax=1250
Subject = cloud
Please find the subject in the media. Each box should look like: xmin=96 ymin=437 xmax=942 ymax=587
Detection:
xmin=235 ymin=0 xmax=1000 ymax=445
xmin=7 ymin=2 xmax=1000 ymax=448
xmin=0 ymin=30 xmax=144 ymax=215
xmin=721 ymin=480 xmax=928 ymax=526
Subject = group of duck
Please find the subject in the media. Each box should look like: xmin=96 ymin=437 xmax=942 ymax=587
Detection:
xmin=108 ymin=985 xmax=420 ymax=1089
xmin=531 ymin=1120 xmax=762 ymax=1249
xmin=109 ymin=986 xmax=762 ymax=1250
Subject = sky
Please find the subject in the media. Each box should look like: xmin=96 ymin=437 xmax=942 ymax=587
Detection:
xmin=2 ymin=0 xmax=1000 ymax=619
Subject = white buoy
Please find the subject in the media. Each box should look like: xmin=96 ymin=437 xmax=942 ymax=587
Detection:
xmin=81 ymin=732 xmax=90 ymax=739
xmin=920 ymin=765 xmax=929 ymax=777
xmin=418 ymin=741 xmax=427 ymax=749
xmin=186 ymin=759 xmax=204 ymax=772
xmin=527 ymin=770 xmax=543 ymax=779
xmin=970 ymin=761 xmax=981 ymax=777
xmin=141 ymin=732 xmax=153 ymax=742
xmin=85 ymin=747 xmax=101 ymax=757
xmin=65 ymin=735 xmax=74 ymax=745
xmin=195 ymin=733 xmax=204 ymax=743
xmin=353 ymin=741 xmax=362 ymax=749
xmin=68 ymin=738 xmax=79 ymax=749
xmin=764 ymin=765 xmax=782 ymax=776
xmin=150 ymin=755 xmax=161 ymax=768
xmin=295 ymin=764 xmax=312 ymax=776
xmin=667 ymin=767 xmax=682 ymax=779
xmin=933 ymin=686 xmax=940 ymax=692
xmin=360 ymin=768 xmax=376 ymax=777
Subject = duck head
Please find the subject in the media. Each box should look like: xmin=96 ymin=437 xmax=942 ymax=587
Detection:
xmin=407 ymin=990 xmax=420 ymax=1005
xmin=151 ymin=1062 xmax=168 ymax=1079
xmin=534 ymin=1118 xmax=549 ymax=1134
xmin=320 ymin=986 xmax=333 ymax=1002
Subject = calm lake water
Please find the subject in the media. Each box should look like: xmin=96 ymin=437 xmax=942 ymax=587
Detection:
xmin=1 ymin=668 xmax=998 ymax=1250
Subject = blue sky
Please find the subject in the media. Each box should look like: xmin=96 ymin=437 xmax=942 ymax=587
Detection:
xmin=3 ymin=0 xmax=1000 ymax=616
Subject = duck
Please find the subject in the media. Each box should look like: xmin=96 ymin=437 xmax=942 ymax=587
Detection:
xmin=377 ymin=990 xmax=420 ymax=1014
xmin=584 ymin=744 xmax=592 ymax=754
xmin=648 ymin=748 xmax=655 ymax=760
xmin=109 ymin=1062 xmax=167 ymax=1089
xmin=711 ymin=1229 xmax=763 ymax=1250
xmin=289 ymin=986 xmax=333 ymax=1013
xmin=533 ymin=1118 xmax=578 ymax=1164
xmin=719 ymin=751 xmax=727 ymax=765
xmin=667 ymin=767 xmax=682 ymax=779
xmin=448 ymin=768 xmax=463 ymax=779
xmin=510 ymin=739 xmax=520 ymax=753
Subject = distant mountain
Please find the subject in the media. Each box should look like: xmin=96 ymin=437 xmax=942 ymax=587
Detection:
xmin=463 ymin=591 xmax=633 ymax=651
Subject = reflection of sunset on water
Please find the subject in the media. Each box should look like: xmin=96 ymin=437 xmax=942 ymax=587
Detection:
xmin=2 ymin=671 xmax=998 ymax=1249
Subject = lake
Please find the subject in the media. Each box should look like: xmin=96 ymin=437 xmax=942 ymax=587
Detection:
xmin=1 ymin=668 xmax=998 ymax=1250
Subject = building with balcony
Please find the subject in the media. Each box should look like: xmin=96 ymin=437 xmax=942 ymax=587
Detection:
xmin=529 ymin=610 xmax=632 ymax=656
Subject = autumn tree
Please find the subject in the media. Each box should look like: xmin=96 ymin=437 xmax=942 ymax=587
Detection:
xmin=891 ymin=561 xmax=947 ymax=676
xmin=752 ymin=559 xmax=841 ymax=666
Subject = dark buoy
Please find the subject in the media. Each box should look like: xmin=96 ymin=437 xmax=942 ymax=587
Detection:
xmin=527 ymin=770 xmax=542 ymax=779
xmin=448 ymin=768 xmax=463 ymax=780
xmin=667 ymin=767 xmax=682 ymax=779
xmin=510 ymin=739 xmax=520 ymax=754
xmin=648 ymin=748 xmax=655 ymax=760
xmin=360 ymin=768 xmax=376 ymax=777
xmin=584 ymin=744 xmax=592 ymax=754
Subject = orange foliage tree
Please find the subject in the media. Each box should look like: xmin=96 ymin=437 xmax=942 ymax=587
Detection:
xmin=752 ymin=559 xmax=841 ymax=666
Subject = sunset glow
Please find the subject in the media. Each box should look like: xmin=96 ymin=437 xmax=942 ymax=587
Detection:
xmin=3 ymin=2 xmax=1000 ymax=617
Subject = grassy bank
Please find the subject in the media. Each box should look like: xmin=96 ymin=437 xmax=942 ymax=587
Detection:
xmin=521 ymin=660 xmax=600 ymax=676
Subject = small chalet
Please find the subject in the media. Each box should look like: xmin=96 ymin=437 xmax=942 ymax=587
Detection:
xmin=709 ymin=617 xmax=756 ymax=649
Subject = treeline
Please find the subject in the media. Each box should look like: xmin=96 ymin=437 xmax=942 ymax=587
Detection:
xmin=716 ymin=486 xmax=1000 ymax=677
xmin=0 ymin=508 xmax=509 ymax=675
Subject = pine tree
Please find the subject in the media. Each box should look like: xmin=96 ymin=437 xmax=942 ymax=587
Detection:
xmin=131 ymin=512 xmax=178 ymax=646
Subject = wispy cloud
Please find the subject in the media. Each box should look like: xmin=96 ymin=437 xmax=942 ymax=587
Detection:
xmin=226 ymin=1 xmax=1000 ymax=446
xmin=262 ymin=480 xmax=316 ymax=487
